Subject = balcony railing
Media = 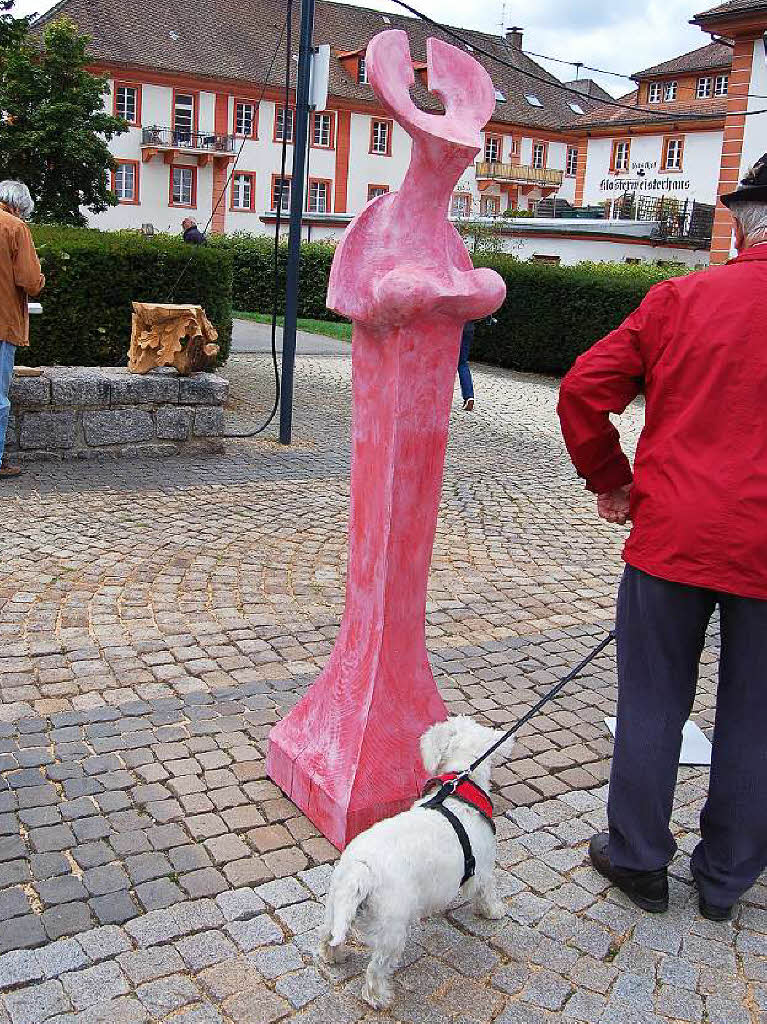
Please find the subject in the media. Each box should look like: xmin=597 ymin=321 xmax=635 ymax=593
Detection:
xmin=475 ymin=161 xmax=564 ymax=188
xmin=141 ymin=127 xmax=236 ymax=155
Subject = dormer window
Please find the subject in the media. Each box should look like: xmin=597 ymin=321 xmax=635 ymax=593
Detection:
xmin=648 ymin=83 xmax=661 ymax=102
xmin=664 ymin=81 xmax=677 ymax=101
xmin=569 ymin=102 xmax=585 ymax=114
xmin=358 ymin=57 xmax=368 ymax=85
xmin=525 ymin=94 xmax=542 ymax=107
xmin=697 ymin=77 xmax=713 ymax=98
xmin=715 ymin=74 xmax=729 ymax=96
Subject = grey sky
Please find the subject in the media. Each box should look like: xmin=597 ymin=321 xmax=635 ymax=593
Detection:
xmin=13 ymin=0 xmax=712 ymax=97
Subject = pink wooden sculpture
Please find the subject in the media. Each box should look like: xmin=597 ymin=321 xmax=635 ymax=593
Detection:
xmin=267 ymin=29 xmax=506 ymax=849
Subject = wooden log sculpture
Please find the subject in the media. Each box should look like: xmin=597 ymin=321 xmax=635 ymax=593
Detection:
xmin=267 ymin=29 xmax=507 ymax=849
xmin=128 ymin=302 xmax=219 ymax=375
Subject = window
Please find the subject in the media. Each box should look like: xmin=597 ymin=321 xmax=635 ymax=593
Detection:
xmin=494 ymin=89 xmax=507 ymax=102
xmin=312 ymin=112 xmax=334 ymax=148
xmin=664 ymin=81 xmax=677 ymax=101
xmin=566 ymin=146 xmax=578 ymax=177
xmin=231 ymin=172 xmax=255 ymax=211
xmin=480 ymin=196 xmax=499 ymax=217
xmin=697 ymin=77 xmax=713 ymax=99
xmin=568 ymin=102 xmax=585 ymax=115
xmin=235 ymin=101 xmax=257 ymax=138
xmin=114 ymin=83 xmax=140 ymax=126
xmin=173 ymin=92 xmax=196 ymax=143
xmin=170 ymin=165 xmax=196 ymax=207
xmin=367 ymin=184 xmax=389 ymax=201
xmin=113 ymin=162 xmax=138 ymax=203
xmin=274 ymin=106 xmax=295 ymax=143
xmin=307 ymin=179 xmax=330 ymax=213
xmin=450 ymin=193 xmax=471 ymax=218
xmin=484 ymin=135 xmax=502 ymax=163
xmin=370 ymin=119 xmax=391 ymax=155
xmin=611 ymin=139 xmax=631 ymax=173
xmin=358 ymin=57 xmax=368 ymax=84
xmin=272 ymin=175 xmax=292 ymax=212
xmin=525 ymin=94 xmax=542 ymax=107
xmin=511 ymin=136 xmax=520 ymax=156
xmin=662 ymin=136 xmax=684 ymax=171
xmin=648 ymin=83 xmax=661 ymax=103
xmin=715 ymin=74 xmax=729 ymax=96
xmin=532 ymin=142 xmax=547 ymax=169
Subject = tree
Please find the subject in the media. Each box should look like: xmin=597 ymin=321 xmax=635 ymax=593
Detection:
xmin=0 ymin=4 xmax=127 ymax=224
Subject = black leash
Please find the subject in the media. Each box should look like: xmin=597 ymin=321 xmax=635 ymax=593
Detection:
xmin=428 ymin=629 xmax=616 ymax=806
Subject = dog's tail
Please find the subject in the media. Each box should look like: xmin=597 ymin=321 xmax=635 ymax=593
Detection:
xmin=329 ymin=861 xmax=372 ymax=946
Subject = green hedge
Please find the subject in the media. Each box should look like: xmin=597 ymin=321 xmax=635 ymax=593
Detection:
xmin=471 ymin=258 xmax=688 ymax=376
xmin=24 ymin=227 xmax=233 ymax=367
xmin=217 ymin=234 xmax=342 ymax=322
xmin=220 ymin=234 xmax=689 ymax=376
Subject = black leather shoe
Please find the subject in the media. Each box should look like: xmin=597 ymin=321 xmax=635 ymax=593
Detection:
xmin=691 ymin=869 xmax=733 ymax=921
xmin=589 ymin=833 xmax=669 ymax=913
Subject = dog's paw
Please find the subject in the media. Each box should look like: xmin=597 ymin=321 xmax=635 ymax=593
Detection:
xmin=318 ymin=939 xmax=350 ymax=964
xmin=363 ymin=982 xmax=394 ymax=1010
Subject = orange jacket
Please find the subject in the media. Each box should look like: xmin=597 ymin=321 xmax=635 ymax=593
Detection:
xmin=0 ymin=206 xmax=44 ymax=347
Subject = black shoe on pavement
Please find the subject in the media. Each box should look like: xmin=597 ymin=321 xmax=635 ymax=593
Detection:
xmin=589 ymin=833 xmax=669 ymax=913
xmin=691 ymin=869 xmax=734 ymax=922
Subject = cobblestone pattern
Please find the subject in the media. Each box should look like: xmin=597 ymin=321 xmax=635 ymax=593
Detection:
xmin=5 ymin=368 xmax=228 ymax=460
xmin=0 ymin=351 xmax=752 ymax=1022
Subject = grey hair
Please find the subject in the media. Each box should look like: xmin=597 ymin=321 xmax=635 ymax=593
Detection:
xmin=729 ymin=200 xmax=767 ymax=243
xmin=0 ymin=180 xmax=34 ymax=220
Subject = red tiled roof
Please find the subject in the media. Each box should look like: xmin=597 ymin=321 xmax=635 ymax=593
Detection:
xmin=33 ymin=0 xmax=606 ymax=131
xmin=575 ymin=90 xmax=728 ymax=129
xmin=694 ymin=0 xmax=767 ymax=20
xmin=633 ymin=41 xmax=732 ymax=78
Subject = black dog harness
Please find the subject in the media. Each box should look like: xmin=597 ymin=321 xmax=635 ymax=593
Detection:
xmin=421 ymin=773 xmax=495 ymax=886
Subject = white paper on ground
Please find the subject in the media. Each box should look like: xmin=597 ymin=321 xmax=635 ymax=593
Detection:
xmin=604 ymin=717 xmax=712 ymax=766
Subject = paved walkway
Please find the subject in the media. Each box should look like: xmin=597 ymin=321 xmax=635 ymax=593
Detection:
xmin=0 ymin=352 xmax=762 ymax=1024
xmin=230 ymin=319 xmax=349 ymax=355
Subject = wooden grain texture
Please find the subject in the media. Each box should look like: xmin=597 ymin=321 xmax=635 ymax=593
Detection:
xmin=267 ymin=30 xmax=507 ymax=850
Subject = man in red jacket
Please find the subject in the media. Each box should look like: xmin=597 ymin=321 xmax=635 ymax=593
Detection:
xmin=557 ymin=155 xmax=767 ymax=922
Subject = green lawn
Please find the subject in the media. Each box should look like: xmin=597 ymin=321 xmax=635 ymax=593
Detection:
xmin=233 ymin=311 xmax=352 ymax=341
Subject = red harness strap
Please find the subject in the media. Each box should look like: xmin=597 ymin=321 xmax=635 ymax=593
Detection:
xmin=422 ymin=773 xmax=495 ymax=832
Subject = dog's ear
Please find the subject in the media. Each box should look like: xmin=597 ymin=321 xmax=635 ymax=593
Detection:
xmin=482 ymin=726 xmax=514 ymax=764
xmin=420 ymin=718 xmax=455 ymax=775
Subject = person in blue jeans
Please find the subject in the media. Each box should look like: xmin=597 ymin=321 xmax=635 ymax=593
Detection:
xmin=457 ymin=320 xmax=475 ymax=411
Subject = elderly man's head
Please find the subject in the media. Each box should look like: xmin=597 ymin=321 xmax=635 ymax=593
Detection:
xmin=729 ymin=200 xmax=767 ymax=253
xmin=0 ymin=181 xmax=34 ymax=220
xmin=182 ymin=217 xmax=197 ymax=231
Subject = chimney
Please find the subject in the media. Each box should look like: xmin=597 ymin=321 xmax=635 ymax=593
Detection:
xmin=506 ymin=26 xmax=523 ymax=49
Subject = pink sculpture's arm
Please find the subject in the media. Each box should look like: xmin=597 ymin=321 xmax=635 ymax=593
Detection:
xmin=268 ymin=30 xmax=506 ymax=849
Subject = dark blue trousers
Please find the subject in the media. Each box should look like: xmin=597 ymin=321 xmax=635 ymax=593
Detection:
xmin=457 ymin=325 xmax=474 ymax=401
xmin=608 ymin=565 xmax=767 ymax=906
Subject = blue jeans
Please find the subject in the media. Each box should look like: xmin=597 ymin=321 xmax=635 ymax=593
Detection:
xmin=457 ymin=330 xmax=474 ymax=401
xmin=608 ymin=565 xmax=767 ymax=906
xmin=0 ymin=341 xmax=16 ymax=463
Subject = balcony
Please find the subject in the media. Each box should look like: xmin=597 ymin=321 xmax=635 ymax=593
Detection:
xmin=475 ymin=161 xmax=564 ymax=188
xmin=141 ymin=127 xmax=236 ymax=166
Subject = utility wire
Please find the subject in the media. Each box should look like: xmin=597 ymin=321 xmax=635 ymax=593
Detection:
xmin=385 ymin=0 xmax=767 ymax=121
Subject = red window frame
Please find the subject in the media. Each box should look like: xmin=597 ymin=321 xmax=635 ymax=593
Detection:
xmin=230 ymin=170 xmax=256 ymax=212
xmin=168 ymin=164 xmax=197 ymax=208
xmin=113 ymin=81 xmax=142 ymax=127
xmin=310 ymin=111 xmax=336 ymax=150
xmin=271 ymin=173 xmax=292 ymax=212
xmin=480 ymin=195 xmax=499 ymax=216
xmin=661 ymin=136 xmax=684 ymax=172
xmin=112 ymin=160 xmax=140 ymax=205
xmin=273 ymin=105 xmax=296 ymax=144
xmin=306 ymin=177 xmax=332 ymax=213
xmin=531 ymin=140 xmax=548 ymax=170
xmin=610 ymin=138 xmax=631 ymax=173
xmin=450 ymin=191 xmax=472 ymax=218
xmin=172 ymin=89 xmax=199 ymax=135
xmin=233 ymin=98 xmax=259 ymax=139
xmin=369 ymin=118 xmax=393 ymax=156
xmin=367 ymin=183 xmax=389 ymax=201
xmin=484 ymin=134 xmax=503 ymax=163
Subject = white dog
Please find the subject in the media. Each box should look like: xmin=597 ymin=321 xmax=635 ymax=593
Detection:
xmin=318 ymin=716 xmax=512 ymax=1009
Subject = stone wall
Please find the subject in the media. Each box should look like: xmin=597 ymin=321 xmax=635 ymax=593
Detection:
xmin=6 ymin=367 xmax=229 ymax=460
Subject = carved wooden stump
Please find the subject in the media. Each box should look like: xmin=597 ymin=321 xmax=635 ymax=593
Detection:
xmin=128 ymin=302 xmax=219 ymax=376
xmin=267 ymin=29 xmax=506 ymax=849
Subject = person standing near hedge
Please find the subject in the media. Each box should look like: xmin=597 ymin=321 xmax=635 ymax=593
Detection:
xmin=557 ymin=154 xmax=767 ymax=923
xmin=181 ymin=217 xmax=206 ymax=245
xmin=0 ymin=181 xmax=45 ymax=481
xmin=457 ymin=320 xmax=475 ymax=411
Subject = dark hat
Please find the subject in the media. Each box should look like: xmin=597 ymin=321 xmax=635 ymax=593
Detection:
xmin=721 ymin=153 xmax=767 ymax=208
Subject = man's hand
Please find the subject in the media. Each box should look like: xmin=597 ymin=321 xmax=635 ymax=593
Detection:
xmin=597 ymin=484 xmax=632 ymax=525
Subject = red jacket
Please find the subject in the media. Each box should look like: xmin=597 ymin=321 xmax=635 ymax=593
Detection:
xmin=557 ymin=246 xmax=767 ymax=600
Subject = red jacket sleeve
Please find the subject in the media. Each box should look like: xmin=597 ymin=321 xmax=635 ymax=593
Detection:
xmin=557 ymin=281 xmax=673 ymax=494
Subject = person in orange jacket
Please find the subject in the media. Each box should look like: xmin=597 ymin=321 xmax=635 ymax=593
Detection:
xmin=557 ymin=155 xmax=767 ymax=923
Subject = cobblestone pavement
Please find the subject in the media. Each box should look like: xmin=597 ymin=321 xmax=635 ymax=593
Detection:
xmin=1 ymin=351 xmax=760 ymax=1023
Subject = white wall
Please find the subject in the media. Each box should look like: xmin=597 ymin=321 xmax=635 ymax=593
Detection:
xmin=742 ymin=38 xmax=767 ymax=179
xmin=346 ymin=112 xmax=410 ymax=211
xmin=582 ymin=131 xmax=723 ymax=207
xmin=502 ymin=232 xmax=709 ymax=267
